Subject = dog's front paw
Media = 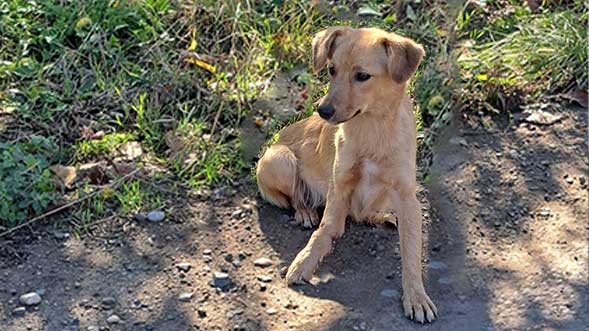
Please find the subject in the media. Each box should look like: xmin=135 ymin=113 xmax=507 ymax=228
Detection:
xmin=285 ymin=249 xmax=320 ymax=284
xmin=294 ymin=208 xmax=319 ymax=228
xmin=402 ymin=288 xmax=437 ymax=323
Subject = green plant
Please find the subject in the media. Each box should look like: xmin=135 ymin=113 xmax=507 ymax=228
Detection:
xmin=0 ymin=136 xmax=58 ymax=226
xmin=459 ymin=8 xmax=587 ymax=112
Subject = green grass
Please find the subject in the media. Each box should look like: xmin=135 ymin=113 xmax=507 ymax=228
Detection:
xmin=0 ymin=0 xmax=586 ymax=229
xmin=459 ymin=5 xmax=588 ymax=112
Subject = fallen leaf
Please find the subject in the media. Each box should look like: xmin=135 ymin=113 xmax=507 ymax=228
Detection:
xmin=564 ymin=89 xmax=588 ymax=108
xmin=78 ymin=162 xmax=109 ymax=185
xmin=522 ymin=110 xmax=563 ymax=126
xmin=184 ymin=57 xmax=216 ymax=73
xmin=50 ymin=165 xmax=77 ymax=188
xmin=119 ymin=141 xmax=143 ymax=160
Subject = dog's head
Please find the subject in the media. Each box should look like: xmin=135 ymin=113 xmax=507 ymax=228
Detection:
xmin=312 ymin=27 xmax=425 ymax=124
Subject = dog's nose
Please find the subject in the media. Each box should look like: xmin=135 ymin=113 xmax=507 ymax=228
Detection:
xmin=318 ymin=104 xmax=335 ymax=120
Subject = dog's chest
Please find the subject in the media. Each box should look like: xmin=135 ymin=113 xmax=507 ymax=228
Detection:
xmin=356 ymin=159 xmax=386 ymax=196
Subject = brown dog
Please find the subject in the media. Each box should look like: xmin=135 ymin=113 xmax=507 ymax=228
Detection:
xmin=256 ymin=27 xmax=437 ymax=323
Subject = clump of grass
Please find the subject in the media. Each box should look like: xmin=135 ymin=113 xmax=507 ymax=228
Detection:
xmin=459 ymin=7 xmax=588 ymax=112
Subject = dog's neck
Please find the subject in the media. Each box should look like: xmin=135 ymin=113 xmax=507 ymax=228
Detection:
xmin=340 ymin=93 xmax=409 ymax=157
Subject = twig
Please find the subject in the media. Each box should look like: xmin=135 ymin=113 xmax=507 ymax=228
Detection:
xmin=0 ymin=169 xmax=140 ymax=238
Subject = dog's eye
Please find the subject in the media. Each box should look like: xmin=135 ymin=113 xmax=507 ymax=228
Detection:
xmin=355 ymin=72 xmax=371 ymax=82
xmin=328 ymin=66 xmax=336 ymax=76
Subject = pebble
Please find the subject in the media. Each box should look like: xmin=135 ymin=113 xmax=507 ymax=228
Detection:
xmin=178 ymin=292 xmax=193 ymax=302
xmin=36 ymin=288 xmax=46 ymax=296
xmin=87 ymin=327 xmax=99 ymax=331
xmin=101 ymin=297 xmax=116 ymax=309
xmin=223 ymin=253 xmax=233 ymax=262
xmin=212 ymin=272 xmax=231 ymax=290
xmin=19 ymin=292 xmax=42 ymax=306
xmin=232 ymin=260 xmax=241 ymax=268
xmin=231 ymin=209 xmax=242 ymax=219
xmin=428 ymin=260 xmax=448 ymax=270
xmin=203 ymin=249 xmax=213 ymax=255
xmin=380 ymin=288 xmax=400 ymax=299
xmin=257 ymin=275 xmax=272 ymax=283
xmin=12 ymin=306 xmax=26 ymax=316
xmin=175 ymin=262 xmax=192 ymax=272
xmin=198 ymin=309 xmax=207 ymax=318
xmin=283 ymin=301 xmax=298 ymax=309
xmin=147 ymin=211 xmax=165 ymax=222
xmin=106 ymin=314 xmax=121 ymax=324
xmin=54 ymin=232 xmax=70 ymax=240
xmin=253 ymin=258 xmax=273 ymax=267
xmin=266 ymin=308 xmax=278 ymax=315
xmin=134 ymin=213 xmax=147 ymax=222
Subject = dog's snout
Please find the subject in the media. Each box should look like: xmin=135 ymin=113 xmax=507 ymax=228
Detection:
xmin=318 ymin=104 xmax=335 ymax=120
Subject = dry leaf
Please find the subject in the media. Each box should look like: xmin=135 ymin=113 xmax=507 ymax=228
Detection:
xmin=184 ymin=57 xmax=216 ymax=73
xmin=78 ymin=162 xmax=109 ymax=185
xmin=119 ymin=141 xmax=143 ymax=160
xmin=523 ymin=110 xmax=562 ymax=126
xmin=50 ymin=165 xmax=77 ymax=188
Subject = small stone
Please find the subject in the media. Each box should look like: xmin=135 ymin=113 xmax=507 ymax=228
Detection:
xmin=212 ymin=272 xmax=231 ymax=290
xmin=19 ymin=292 xmax=42 ymax=306
xmin=203 ymin=255 xmax=213 ymax=263
xmin=223 ymin=253 xmax=233 ymax=262
xmin=231 ymin=209 xmax=242 ymax=219
xmin=106 ymin=314 xmax=121 ymax=324
xmin=101 ymin=297 xmax=116 ymax=309
xmin=283 ymin=301 xmax=298 ymax=309
xmin=266 ymin=308 xmax=278 ymax=315
xmin=175 ymin=262 xmax=192 ymax=272
xmin=12 ymin=306 xmax=26 ymax=316
xmin=134 ymin=213 xmax=147 ymax=222
xmin=257 ymin=275 xmax=272 ymax=283
xmin=54 ymin=232 xmax=70 ymax=240
xmin=147 ymin=211 xmax=165 ymax=222
xmin=203 ymin=249 xmax=213 ymax=255
xmin=35 ymin=288 xmax=46 ymax=296
xmin=232 ymin=260 xmax=241 ymax=268
xmin=178 ymin=292 xmax=193 ymax=302
xmin=87 ymin=326 xmax=99 ymax=331
xmin=253 ymin=258 xmax=273 ymax=267
xmin=428 ymin=260 xmax=447 ymax=270
xmin=380 ymin=288 xmax=400 ymax=299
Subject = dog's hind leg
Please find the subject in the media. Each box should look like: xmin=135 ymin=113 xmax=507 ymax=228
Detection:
xmin=256 ymin=144 xmax=319 ymax=228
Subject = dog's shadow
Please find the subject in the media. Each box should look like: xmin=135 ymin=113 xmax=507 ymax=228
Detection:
xmin=255 ymin=197 xmax=451 ymax=330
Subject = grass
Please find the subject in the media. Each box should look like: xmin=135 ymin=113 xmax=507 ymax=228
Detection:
xmin=0 ymin=0 xmax=586 ymax=230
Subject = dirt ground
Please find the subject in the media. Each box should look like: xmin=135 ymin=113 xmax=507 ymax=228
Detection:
xmin=1 ymin=104 xmax=587 ymax=331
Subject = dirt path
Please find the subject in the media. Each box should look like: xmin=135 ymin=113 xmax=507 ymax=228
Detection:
xmin=1 ymin=105 xmax=587 ymax=331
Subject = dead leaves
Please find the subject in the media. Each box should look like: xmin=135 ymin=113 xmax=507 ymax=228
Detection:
xmin=50 ymin=140 xmax=144 ymax=190
xmin=49 ymin=165 xmax=77 ymax=189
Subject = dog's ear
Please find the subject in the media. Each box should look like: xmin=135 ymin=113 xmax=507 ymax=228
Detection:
xmin=312 ymin=26 xmax=348 ymax=73
xmin=382 ymin=35 xmax=425 ymax=83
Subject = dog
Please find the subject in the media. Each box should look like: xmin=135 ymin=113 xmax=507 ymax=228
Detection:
xmin=255 ymin=26 xmax=437 ymax=323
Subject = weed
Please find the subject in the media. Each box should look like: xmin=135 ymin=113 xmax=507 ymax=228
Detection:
xmin=0 ymin=136 xmax=58 ymax=226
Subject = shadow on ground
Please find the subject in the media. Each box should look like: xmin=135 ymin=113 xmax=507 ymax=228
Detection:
xmin=0 ymin=104 xmax=586 ymax=331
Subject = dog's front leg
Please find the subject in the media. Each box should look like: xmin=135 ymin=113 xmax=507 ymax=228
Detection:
xmin=397 ymin=195 xmax=438 ymax=323
xmin=285 ymin=151 xmax=356 ymax=284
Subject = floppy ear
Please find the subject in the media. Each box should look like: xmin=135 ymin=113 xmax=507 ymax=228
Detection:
xmin=312 ymin=26 xmax=348 ymax=73
xmin=382 ymin=36 xmax=425 ymax=83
